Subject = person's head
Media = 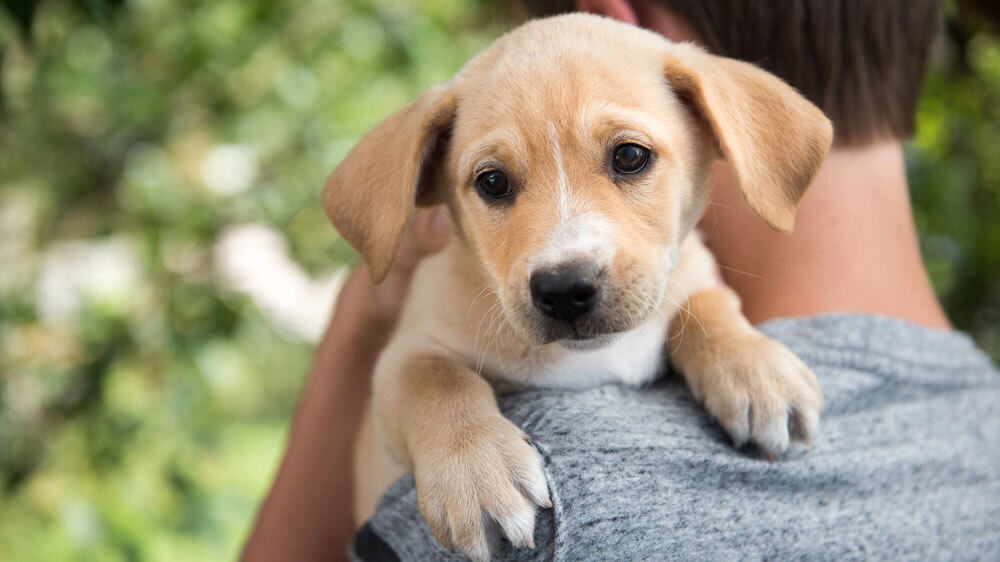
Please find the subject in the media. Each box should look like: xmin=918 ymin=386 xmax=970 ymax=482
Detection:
xmin=519 ymin=0 xmax=940 ymax=146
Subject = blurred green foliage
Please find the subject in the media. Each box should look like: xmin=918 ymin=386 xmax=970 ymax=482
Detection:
xmin=0 ymin=0 xmax=501 ymax=560
xmin=911 ymin=5 xmax=1000 ymax=357
xmin=0 ymin=0 xmax=996 ymax=560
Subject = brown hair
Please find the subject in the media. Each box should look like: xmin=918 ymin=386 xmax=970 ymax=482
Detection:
xmin=518 ymin=0 xmax=941 ymax=146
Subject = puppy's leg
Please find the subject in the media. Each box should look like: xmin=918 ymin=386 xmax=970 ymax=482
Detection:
xmin=668 ymin=288 xmax=823 ymax=456
xmin=374 ymin=353 xmax=551 ymax=562
xmin=353 ymin=402 xmax=406 ymax=525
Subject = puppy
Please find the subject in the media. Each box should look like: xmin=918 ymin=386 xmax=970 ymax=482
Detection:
xmin=324 ymin=14 xmax=831 ymax=561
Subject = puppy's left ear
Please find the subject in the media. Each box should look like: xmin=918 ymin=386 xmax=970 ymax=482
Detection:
xmin=663 ymin=44 xmax=834 ymax=232
xmin=322 ymin=84 xmax=456 ymax=282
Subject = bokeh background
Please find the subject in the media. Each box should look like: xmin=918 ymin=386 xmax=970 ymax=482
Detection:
xmin=0 ymin=0 xmax=997 ymax=560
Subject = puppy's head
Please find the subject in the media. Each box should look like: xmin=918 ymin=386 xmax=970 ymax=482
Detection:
xmin=323 ymin=14 xmax=832 ymax=347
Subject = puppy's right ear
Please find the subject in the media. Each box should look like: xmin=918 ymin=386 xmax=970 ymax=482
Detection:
xmin=322 ymin=85 xmax=456 ymax=283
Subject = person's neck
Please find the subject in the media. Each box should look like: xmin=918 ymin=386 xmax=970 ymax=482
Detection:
xmin=701 ymin=140 xmax=951 ymax=329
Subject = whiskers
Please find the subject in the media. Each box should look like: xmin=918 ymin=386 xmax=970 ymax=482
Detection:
xmin=621 ymin=280 xmax=659 ymax=334
xmin=474 ymin=298 xmax=503 ymax=376
xmin=664 ymin=276 xmax=708 ymax=356
xmin=472 ymin=296 xmax=517 ymax=378
xmin=468 ymin=283 xmax=498 ymax=319
xmin=685 ymin=252 xmax=770 ymax=283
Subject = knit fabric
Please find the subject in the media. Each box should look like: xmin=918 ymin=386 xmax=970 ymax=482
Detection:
xmin=351 ymin=314 xmax=1000 ymax=561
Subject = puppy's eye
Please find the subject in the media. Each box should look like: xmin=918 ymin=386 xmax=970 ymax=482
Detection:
xmin=612 ymin=144 xmax=650 ymax=174
xmin=475 ymin=170 xmax=512 ymax=199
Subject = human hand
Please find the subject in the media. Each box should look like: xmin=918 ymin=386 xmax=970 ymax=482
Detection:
xmin=365 ymin=205 xmax=450 ymax=327
xmin=336 ymin=206 xmax=451 ymax=342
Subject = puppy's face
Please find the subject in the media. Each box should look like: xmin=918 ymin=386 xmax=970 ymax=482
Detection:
xmin=448 ymin=49 xmax=712 ymax=346
xmin=323 ymin=14 xmax=833 ymax=347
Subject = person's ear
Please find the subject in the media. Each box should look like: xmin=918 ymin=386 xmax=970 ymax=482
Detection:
xmin=321 ymin=84 xmax=456 ymax=282
xmin=576 ymin=0 xmax=638 ymax=26
xmin=663 ymin=44 xmax=833 ymax=232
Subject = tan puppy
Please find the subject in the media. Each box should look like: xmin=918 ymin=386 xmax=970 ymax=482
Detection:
xmin=324 ymin=14 xmax=831 ymax=561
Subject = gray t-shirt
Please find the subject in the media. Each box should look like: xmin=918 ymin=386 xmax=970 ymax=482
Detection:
xmin=350 ymin=314 xmax=1000 ymax=561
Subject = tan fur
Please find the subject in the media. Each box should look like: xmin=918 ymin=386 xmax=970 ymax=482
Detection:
xmin=668 ymin=287 xmax=824 ymax=455
xmin=662 ymin=46 xmax=833 ymax=232
xmin=322 ymin=14 xmax=831 ymax=561
xmin=351 ymin=403 xmax=404 ymax=525
xmin=322 ymin=86 xmax=456 ymax=282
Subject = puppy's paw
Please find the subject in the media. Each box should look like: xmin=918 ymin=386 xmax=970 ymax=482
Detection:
xmin=689 ymin=334 xmax=823 ymax=457
xmin=412 ymin=415 xmax=551 ymax=562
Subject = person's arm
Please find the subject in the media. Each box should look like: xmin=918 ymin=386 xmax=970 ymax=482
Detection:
xmin=241 ymin=208 xmax=449 ymax=562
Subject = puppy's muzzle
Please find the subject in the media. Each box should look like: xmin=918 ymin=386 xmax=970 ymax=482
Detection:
xmin=530 ymin=262 xmax=602 ymax=324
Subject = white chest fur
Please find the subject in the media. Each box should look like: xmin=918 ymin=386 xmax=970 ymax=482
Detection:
xmin=478 ymin=311 xmax=671 ymax=390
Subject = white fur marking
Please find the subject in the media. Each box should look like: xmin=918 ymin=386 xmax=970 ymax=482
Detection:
xmin=547 ymin=121 xmax=571 ymax=225
xmin=533 ymin=122 xmax=617 ymax=270
xmin=481 ymin=312 xmax=670 ymax=389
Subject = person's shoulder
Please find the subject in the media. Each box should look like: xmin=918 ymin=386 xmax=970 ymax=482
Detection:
xmin=758 ymin=313 xmax=998 ymax=379
xmin=355 ymin=314 xmax=1000 ymax=561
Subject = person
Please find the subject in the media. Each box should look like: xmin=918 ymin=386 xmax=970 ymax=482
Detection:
xmin=241 ymin=0 xmax=1000 ymax=560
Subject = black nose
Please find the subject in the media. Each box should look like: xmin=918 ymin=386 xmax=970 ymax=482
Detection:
xmin=530 ymin=263 xmax=601 ymax=323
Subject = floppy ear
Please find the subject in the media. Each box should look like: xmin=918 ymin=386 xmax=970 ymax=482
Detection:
xmin=322 ymin=85 xmax=456 ymax=282
xmin=663 ymin=44 xmax=833 ymax=232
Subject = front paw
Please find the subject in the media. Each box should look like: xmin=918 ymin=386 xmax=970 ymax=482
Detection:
xmin=412 ymin=415 xmax=552 ymax=562
xmin=688 ymin=335 xmax=823 ymax=457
